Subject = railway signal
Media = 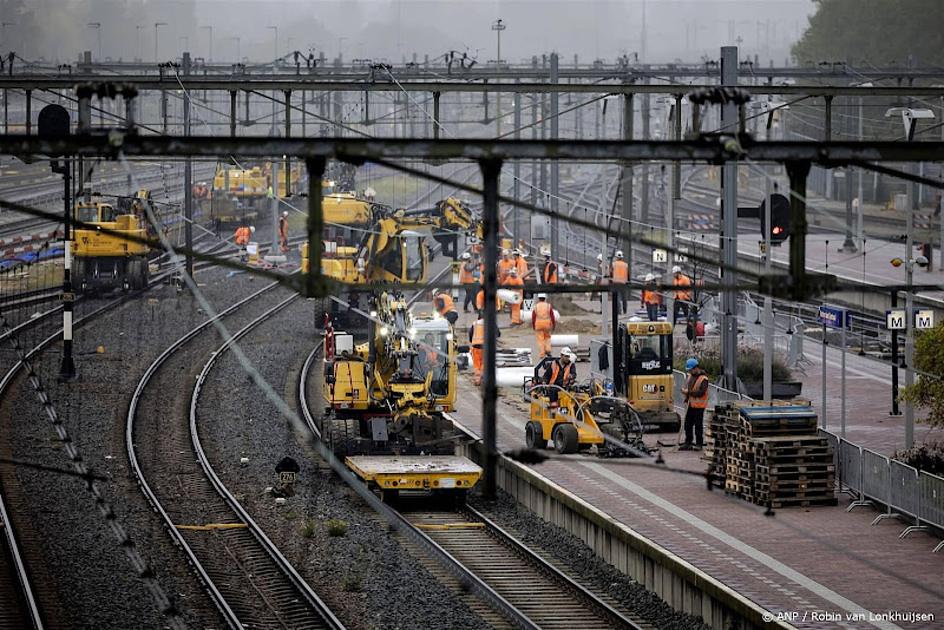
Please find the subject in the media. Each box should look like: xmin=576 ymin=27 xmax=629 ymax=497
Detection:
xmin=759 ymin=193 xmax=791 ymax=245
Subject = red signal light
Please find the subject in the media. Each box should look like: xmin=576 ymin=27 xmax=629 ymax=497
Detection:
xmin=772 ymin=226 xmax=783 ymax=235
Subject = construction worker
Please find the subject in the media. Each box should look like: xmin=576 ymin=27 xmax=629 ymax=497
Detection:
xmin=531 ymin=293 xmax=556 ymax=359
xmin=680 ymin=358 xmax=709 ymax=451
xmin=611 ymin=250 xmax=629 ymax=314
xmin=278 ymin=211 xmax=290 ymax=253
xmin=540 ymin=347 xmax=577 ymax=403
xmin=432 ymin=290 xmax=459 ymax=326
xmin=671 ymin=265 xmax=692 ymax=324
xmin=234 ymin=224 xmax=256 ymax=247
xmin=503 ymin=267 xmax=524 ymax=325
xmin=459 ymin=252 xmax=477 ymax=312
xmin=641 ymin=273 xmax=663 ymax=321
xmin=513 ymin=248 xmax=529 ymax=280
xmin=468 ymin=312 xmax=485 ymax=385
xmin=498 ymin=249 xmax=515 ymax=284
xmin=475 ymin=286 xmax=503 ymax=313
xmin=542 ymin=253 xmax=559 ymax=285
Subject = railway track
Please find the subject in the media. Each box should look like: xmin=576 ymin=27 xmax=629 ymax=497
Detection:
xmin=298 ymin=343 xmax=645 ymax=630
xmin=127 ymin=279 xmax=343 ymax=630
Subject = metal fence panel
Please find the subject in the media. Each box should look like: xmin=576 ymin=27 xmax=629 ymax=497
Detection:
xmin=861 ymin=449 xmax=890 ymax=505
xmin=888 ymin=460 xmax=921 ymax=519
xmin=839 ymin=439 xmax=862 ymax=493
xmin=918 ymin=472 xmax=944 ymax=530
xmin=819 ymin=429 xmax=839 ymax=470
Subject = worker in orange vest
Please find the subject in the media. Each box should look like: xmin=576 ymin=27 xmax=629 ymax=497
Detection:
xmin=542 ymin=254 xmax=559 ymax=285
xmin=468 ymin=313 xmax=496 ymax=385
xmin=680 ymin=357 xmax=709 ymax=450
xmin=540 ymin=347 xmax=577 ymax=404
xmin=641 ymin=273 xmax=663 ymax=321
xmin=531 ymin=293 xmax=556 ymax=359
xmin=497 ymin=249 xmax=515 ymax=284
xmin=513 ymin=248 xmax=529 ymax=280
xmin=278 ymin=211 xmax=290 ymax=253
xmin=432 ymin=290 xmax=459 ymax=326
xmin=475 ymin=286 xmax=503 ymax=313
xmin=459 ymin=252 xmax=477 ymax=312
xmin=502 ymin=267 xmax=524 ymax=325
xmin=671 ymin=265 xmax=692 ymax=324
xmin=611 ymin=250 xmax=629 ymax=314
xmin=234 ymin=225 xmax=255 ymax=246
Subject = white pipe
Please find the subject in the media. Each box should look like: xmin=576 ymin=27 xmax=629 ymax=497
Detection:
xmin=550 ymin=334 xmax=579 ymax=347
xmin=496 ymin=367 xmax=534 ymax=388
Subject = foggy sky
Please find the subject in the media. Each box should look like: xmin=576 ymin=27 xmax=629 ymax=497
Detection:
xmin=2 ymin=0 xmax=813 ymax=66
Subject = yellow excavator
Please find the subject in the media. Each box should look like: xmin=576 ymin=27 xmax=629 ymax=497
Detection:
xmin=302 ymin=197 xmax=479 ymax=325
xmin=321 ymin=292 xmax=479 ymax=502
xmin=72 ymin=191 xmax=152 ymax=292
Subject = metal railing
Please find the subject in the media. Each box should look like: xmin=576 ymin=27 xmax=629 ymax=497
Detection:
xmin=822 ymin=428 xmax=944 ymax=552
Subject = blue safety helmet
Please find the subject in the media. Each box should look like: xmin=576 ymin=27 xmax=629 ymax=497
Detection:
xmin=685 ymin=358 xmax=699 ymax=371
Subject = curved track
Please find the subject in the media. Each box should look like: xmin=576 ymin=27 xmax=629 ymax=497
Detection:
xmin=127 ymin=280 xmax=343 ymax=630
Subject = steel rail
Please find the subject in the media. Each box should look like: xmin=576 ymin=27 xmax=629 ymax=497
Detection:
xmin=189 ymin=292 xmax=345 ymax=630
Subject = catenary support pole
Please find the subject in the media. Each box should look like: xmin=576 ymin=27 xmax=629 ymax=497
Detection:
xmin=229 ymin=90 xmax=237 ymax=137
xmin=271 ymin=160 xmax=280 ymax=253
xmin=620 ymin=89 xmax=634 ymax=258
xmin=720 ymin=46 xmax=739 ymax=392
xmin=549 ymin=53 xmax=560 ymax=259
xmin=305 ymin=157 xmax=326 ymax=300
xmin=58 ymin=159 xmax=76 ymax=381
xmin=284 ymin=90 xmax=292 ymax=197
xmin=513 ymin=89 xmax=521 ymax=245
xmin=183 ymin=52 xmax=193 ymax=278
xmin=905 ymin=165 xmax=915 ymax=449
xmin=480 ymin=158 xmax=502 ymax=500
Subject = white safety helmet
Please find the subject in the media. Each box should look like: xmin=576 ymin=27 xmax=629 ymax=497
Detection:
xmin=645 ymin=273 xmax=655 ymax=281
xmin=282 ymin=211 xmax=289 ymax=218
xmin=502 ymin=248 xmax=511 ymax=256
xmin=513 ymin=248 xmax=522 ymax=256
xmin=560 ymin=347 xmax=576 ymax=360
xmin=536 ymin=293 xmax=548 ymax=300
xmin=672 ymin=265 xmax=681 ymax=274
xmin=508 ymin=267 xmax=518 ymax=275
xmin=461 ymin=252 xmax=472 ymax=260
xmin=596 ymin=253 xmax=604 ymax=262
xmin=249 ymin=226 xmax=256 ymax=234
xmin=615 ymin=250 xmax=624 ymax=259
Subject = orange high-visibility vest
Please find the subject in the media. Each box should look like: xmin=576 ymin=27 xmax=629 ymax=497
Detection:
xmin=612 ymin=260 xmax=629 ymax=283
xmin=673 ymin=274 xmax=692 ymax=301
xmin=234 ymin=226 xmax=250 ymax=246
xmin=471 ymin=320 xmax=485 ymax=347
xmin=689 ymin=374 xmax=709 ymax=409
xmin=498 ymin=258 xmax=515 ymax=281
xmin=642 ymin=289 xmax=663 ymax=305
xmin=533 ymin=301 xmax=554 ymax=331
xmin=543 ymin=261 xmax=558 ymax=284
xmin=549 ymin=361 xmax=573 ymax=386
xmin=434 ymin=293 xmax=456 ymax=316
xmin=459 ymin=264 xmax=476 ymax=284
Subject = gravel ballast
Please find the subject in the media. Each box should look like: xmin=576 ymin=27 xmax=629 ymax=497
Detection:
xmin=197 ymin=297 xmax=492 ymax=630
xmin=0 ymin=265 xmax=277 ymax=629
xmin=472 ymin=492 xmax=712 ymax=630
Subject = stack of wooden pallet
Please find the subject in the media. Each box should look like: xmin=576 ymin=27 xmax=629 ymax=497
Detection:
xmin=707 ymin=400 xmax=837 ymax=508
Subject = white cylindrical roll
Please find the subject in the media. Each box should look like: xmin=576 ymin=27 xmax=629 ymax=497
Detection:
xmin=550 ymin=334 xmax=579 ymax=347
xmin=496 ymin=367 xmax=535 ymax=388
xmin=520 ymin=308 xmax=560 ymax=320
xmin=497 ymin=288 xmax=522 ymax=304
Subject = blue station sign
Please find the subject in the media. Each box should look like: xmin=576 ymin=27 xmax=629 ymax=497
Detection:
xmin=817 ymin=305 xmax=849 ymax=329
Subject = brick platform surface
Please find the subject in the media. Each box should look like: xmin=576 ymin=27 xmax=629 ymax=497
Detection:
xmin=451 ymin=370 xmax=944 ymax=630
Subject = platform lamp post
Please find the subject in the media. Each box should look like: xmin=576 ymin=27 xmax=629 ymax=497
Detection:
xmin=887 ymin=106 xmax=936 ymax=449
xmin=154 ymin=22 xmax=167 ymax=62
xmin=86 ymin=23 xmax=101 ymax=61
xmin=491 ymin=19 xmax=505 ymax=136
xmin=135 ymin=25 xmax=144 ymax=62
xmin=201 ymin=25 xmax=213 ymax=62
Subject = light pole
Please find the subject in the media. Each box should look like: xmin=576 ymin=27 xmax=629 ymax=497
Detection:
xmin=202 ymin=25 xmax=213 ymax=61
xmin=154 ymin=22 xmax=167 ymax=61
xmin=87 ymin=22 xmax=101 ymax=60
xmin=491 ymin=19 xmax=505 ymax=69
xmin=267 ymin=25 xmax=279 ymax=61
xmin=135 ymin=25 xmax=144 ymax=61
xmin=231 ymin=36 xmax=241 ymax=62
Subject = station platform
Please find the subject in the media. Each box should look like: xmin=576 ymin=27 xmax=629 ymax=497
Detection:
xmin=450 ymin=372 xmax=944 ymax=630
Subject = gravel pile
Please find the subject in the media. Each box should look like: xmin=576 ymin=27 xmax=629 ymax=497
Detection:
xmin=0 ymin=264 xmax=276 ymax=629
xmin=198 ymin=298 xmax=491 ymax=630
xmin=472 ymin=492 xmax=712 ymax=630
